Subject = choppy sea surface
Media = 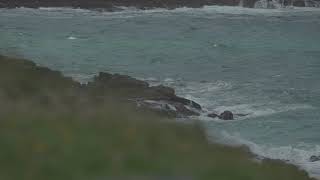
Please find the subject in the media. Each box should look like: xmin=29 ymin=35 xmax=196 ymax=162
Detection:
xmin=1 ymin=6 xmax=320 ymax=178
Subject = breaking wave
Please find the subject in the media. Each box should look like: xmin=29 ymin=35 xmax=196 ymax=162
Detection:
xmin=144 ymin=77 xmax=320 ymax=178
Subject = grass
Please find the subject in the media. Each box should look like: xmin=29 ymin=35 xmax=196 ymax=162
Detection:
xmin=0 ymin=55 xmax=315 ymax=180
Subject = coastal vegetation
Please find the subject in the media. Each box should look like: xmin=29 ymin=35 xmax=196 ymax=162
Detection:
xmin=0 ymin=55 xmax=314 ymax=180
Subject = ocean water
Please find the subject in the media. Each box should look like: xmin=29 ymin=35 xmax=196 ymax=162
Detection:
xmin=1 ymin=6 xmax=320 ymax=178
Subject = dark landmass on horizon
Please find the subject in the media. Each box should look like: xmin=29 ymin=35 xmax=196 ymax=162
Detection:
xmin=0 ymin=0 xmax=316 ymax=10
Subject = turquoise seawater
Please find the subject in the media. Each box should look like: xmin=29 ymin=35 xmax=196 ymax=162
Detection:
xmin=0 ymin=6 xmax=320 ymax=177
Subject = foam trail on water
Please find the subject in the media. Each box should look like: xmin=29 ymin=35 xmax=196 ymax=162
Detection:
xmin=67 ymin=36 xmax=77 ymax=40
xmin=143 ymin=77 xmax=315 ymax=116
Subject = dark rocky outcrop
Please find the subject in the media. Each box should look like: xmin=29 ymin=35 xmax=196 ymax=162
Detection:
xmin=91 ymin=72 xmax=149 ymax=89
xmin=0 ymin=55 xmax=253 ymax=119
xmin=151 ymin=85 xmax=175 ymax=97
xmin=219 ymin=111 xmax=234 ymax=120
xmin=85 ymin=72 xmax=202 ymax=117
xmin=208 ymin=111 xmax=237 ymax=120
xmin=310 ymin=155 xmax=320 ymax=162
xmin=0 ymin=55 xmax=202 ymax=118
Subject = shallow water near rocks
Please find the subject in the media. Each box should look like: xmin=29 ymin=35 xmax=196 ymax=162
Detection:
xmin=0 ymin=6 xmax=320 ymax=178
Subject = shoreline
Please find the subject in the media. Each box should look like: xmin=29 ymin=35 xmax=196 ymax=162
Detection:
xmin=0 ymin=54 xmax=317 ymax=179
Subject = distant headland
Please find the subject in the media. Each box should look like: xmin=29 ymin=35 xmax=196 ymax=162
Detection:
xmin=0 ymin=0 xmax=317 ymax=10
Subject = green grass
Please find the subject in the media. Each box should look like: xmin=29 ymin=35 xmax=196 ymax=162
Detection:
xmin=0 ymin=55 xmax=315 ymax=180
xmin=0 ymin=103 xmax=314 ymax=180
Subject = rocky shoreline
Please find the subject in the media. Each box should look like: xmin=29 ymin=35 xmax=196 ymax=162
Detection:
xmin=0 ymin=54 xmax=316 ymax=180
xmin=1 ymin=54 xmax=319 ymax=173
xmin=85 ymin=71 xmax=203 ymax=118
xmin=0 ymin=0 xmax=318 ymax=10
xmin=0 ymin=55 xmax=240 ymax=120
xmin=89 ymin=72 xmax=250 ymax=120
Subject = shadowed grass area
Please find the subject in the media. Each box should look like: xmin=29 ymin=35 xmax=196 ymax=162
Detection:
xmin=0 ymin=55 xmax=315 ymax=180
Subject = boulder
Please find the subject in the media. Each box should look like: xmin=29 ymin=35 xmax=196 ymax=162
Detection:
xmin=219 ymin=111 xmax=234 ymax=120
xmin=190 ymin=100 xmax=202 ymax=110
xmin=310 ymin=155 xmax=320 ymax=162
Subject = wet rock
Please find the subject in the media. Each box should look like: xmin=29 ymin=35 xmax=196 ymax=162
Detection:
xmin=0 ymin=55 xmax=208 ymax=119
xmin=190 ymin=100 xmax=202 ymax=110
xmin=208 ymin=112 xmax=248 ymax=120
xmin=174 ymin=103 xmax=200 ymax=117
xmin=92 ymin=72 xmax=149 ymax=88
xmin=208 ymin=113 xmax=219 ymax=118
xmin=87 ymin=72 xmax=203 ymax=117
xmin=219 ymin=111 xmax=234 ymax=120
xmin=310 ymin=155 xmax=320 ymax=162
xmin=137 ymin=99 xmax=200 ymax=117
xmin=170 ymin=96 xmax=202 ymax=110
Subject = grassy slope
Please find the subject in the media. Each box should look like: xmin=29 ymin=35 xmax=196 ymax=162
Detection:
xmin=0 ymin=55 xmax=314 ymax=180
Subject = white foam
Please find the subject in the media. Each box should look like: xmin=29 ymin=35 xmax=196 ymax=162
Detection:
xmin=142 ymin=77 xmax=315 ymax=120
xmin=115 ymin=5 xmax=320 ymax=15
xmin=67 ymin=36 xmax=77 ymax=40
xmin=214 ymin=131 xmax=320 ymax=179
xmin=144 ymin=78 xmax=233 ymax=108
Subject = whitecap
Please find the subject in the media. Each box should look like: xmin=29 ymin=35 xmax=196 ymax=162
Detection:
xmin=67 ymin=36 xmax=77 ymax=40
